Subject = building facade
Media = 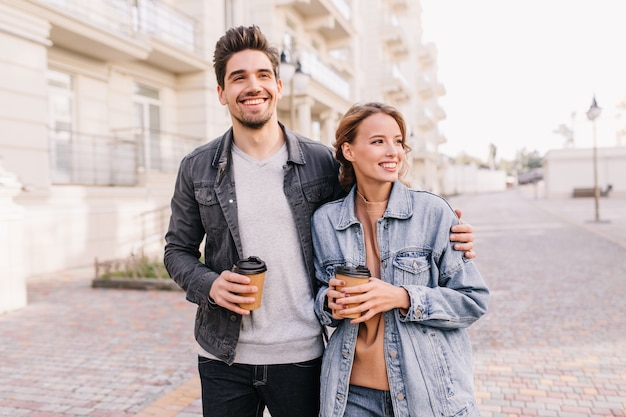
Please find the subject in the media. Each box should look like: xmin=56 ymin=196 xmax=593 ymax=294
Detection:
xmin=543 ymin=147 xmax=626 ymax=199
xmin=0 ymin=0 xmax=448 ymax=313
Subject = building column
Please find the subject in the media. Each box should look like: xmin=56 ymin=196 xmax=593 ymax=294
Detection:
xmin=0 ymin=162 xmax=26 ymax=314
xmin=320 ymin=110 xmax=339 ymax=147
xmin=295 ymin=96 xmax=314 ymax=139
xmin=0 ymin=3 xmax=51 ymax=189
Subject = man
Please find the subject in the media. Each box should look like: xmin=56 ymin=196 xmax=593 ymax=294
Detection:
xmin=164 ymin=25 xmax=475 ymax=417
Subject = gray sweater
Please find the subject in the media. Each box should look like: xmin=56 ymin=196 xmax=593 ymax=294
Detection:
xmin=200 ymin=144 xmax=323 ymax=364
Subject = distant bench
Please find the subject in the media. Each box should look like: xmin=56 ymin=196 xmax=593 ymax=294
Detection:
xmin=572 ymin=184 xmax=612 ymax=198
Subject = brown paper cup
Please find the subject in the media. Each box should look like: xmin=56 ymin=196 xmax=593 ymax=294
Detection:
xmin=237 ymin=271 xmax=265 ymax=310
xmin=233 ymin=256 xmax=267 ymax=311
xmin=334 ymin=266 xmax=370 ymax=318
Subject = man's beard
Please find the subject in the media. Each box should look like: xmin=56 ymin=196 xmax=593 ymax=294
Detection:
xmin=233 ymin=97 xmax=274 ymax=130
xmin=234 ymin=112 xmax=272 ymax=130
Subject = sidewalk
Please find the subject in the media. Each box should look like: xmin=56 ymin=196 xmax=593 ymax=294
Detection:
xmin=1 ymin=187 xmax=624 ymax=417
xmin=448 ymin=187 xmax=626 ymax=417
xmin=517 ymin=183 xmax=626 ymax=250
xmin=0 ymin=270 xmax=202 ymax=417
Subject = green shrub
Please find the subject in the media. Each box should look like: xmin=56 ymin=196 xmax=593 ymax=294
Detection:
xmin=98 ymin=256 xmax=169 ymax=280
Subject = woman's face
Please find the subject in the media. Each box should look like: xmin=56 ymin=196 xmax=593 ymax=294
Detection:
xmin=341 ymin=112 xmax=405 ymax=189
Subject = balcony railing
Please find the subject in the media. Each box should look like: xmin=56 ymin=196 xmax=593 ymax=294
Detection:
xmin=49 ymin=128 xmax=203 ymax=186
xmin=37 ymin=0 xmax=203 ymax=55
xmin=41 ymin=0 xmax=134 ymax=36
xmin=300 ymin=50 xmax=351 ymax=100
xmin=133 ymin=0 xmax=202 ymax=54
xmin=330 ymin=0 xmax=351 ymax=21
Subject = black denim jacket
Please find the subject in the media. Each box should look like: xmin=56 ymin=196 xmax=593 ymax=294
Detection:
xmin=164 ymin=124 xmax=343 ymax=364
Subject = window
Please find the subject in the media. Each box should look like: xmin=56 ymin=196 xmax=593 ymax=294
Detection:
xmin=133 ymin=83 xmax=161 ymax=170
xmin=47 ymin=69 xmax=74 ymax=184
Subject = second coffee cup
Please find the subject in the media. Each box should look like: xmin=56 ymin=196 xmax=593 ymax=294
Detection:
xmin=233 ymin=256 xmax=267 ymax=311
xmin=334 ymin=265 xmax=371 ymax=319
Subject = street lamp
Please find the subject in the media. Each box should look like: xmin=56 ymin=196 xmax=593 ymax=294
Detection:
xmin=280 ymin=50 xmax=310 ymax=131
xmin=279 ymin=51 xmax=295 ymax=84
xmin=586 ymin=96 xmax=601 ymax=222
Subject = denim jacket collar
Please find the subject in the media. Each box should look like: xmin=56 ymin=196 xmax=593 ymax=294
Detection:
xmin=336 ymin=181 xmax=414 ymax=230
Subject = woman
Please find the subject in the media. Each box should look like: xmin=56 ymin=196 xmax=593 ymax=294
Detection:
xmin=312 ymin=103 xmax=489 ymax=417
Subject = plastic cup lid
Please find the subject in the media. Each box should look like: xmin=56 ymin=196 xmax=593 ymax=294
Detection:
xmin=234 ymin=256 xmax=267 ymax=274
xmin=335 ymin=265 xmax=370 ymax=277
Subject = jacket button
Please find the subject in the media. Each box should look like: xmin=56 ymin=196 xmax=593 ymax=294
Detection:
xmin=390 ymin=351 xmax=397 ymax=358
xmin=397 ymin=393 xmax=405 ymax=401
xmin=230 ymin=315 xmax=237 ymax=322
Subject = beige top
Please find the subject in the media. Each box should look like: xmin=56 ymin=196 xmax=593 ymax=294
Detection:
xmin=349 ymin=192 xmax=390 ymax=390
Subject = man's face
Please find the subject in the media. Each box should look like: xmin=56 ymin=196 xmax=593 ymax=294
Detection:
xmin=217 ymin=50 xmax=283 ymax=130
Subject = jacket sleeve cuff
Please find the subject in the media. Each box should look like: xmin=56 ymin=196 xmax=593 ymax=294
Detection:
xmin=399 ymin=285 xmax=426 ymax=322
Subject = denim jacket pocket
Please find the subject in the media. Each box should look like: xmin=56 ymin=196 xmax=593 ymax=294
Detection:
xmin=302 ymin=178 xmax=335 ymax=203
xmin=393 ymin=252 xmax=431 ymax=286
xmin=193 ymin=184 xmax=228 ymax=244
xmin=194 ymin=185 xmax=216 ymax=206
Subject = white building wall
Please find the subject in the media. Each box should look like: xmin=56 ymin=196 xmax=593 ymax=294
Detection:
xmin=0 ymin=167 xmax=26 ymax=314
xmin=0 ymin=0 xmax=471 ymax=302
xmin=543 ymin=147 xmax=626 ymax=198
xmin=0 ymin=4 xmax=51 ymax=189
xmin=441 ymin=163 xmax=507 ymax=196
xmin=107 ymin=67 xmax=135 ymax=130
xmin=0 ymin=0 xmax=212 ymax=287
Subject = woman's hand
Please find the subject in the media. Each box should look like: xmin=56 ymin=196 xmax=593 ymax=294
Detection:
xmin=326 ymin=277 xmax=349 ymax=320
xmin=335 ymin=278 xmax=410 ymax=324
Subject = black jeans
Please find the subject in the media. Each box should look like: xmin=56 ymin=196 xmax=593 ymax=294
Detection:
xmin=198 ymin=356 xmax=322 ymax=417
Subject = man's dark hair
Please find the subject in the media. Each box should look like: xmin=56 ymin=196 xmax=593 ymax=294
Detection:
xmin=213 ymin=25 xmax=281 ymax=89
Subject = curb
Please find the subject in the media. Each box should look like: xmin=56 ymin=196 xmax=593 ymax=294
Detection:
xmin=92 ymin=277 xmax=182 ymax=291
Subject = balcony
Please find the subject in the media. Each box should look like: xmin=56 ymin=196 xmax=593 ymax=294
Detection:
xmin=415 ymin=113 xmax=434 ymax=132
xmin=387 ymin=0 xmax=409 ymax=12
xmin=34 ymin=0 xmax=208 ymax=73
xmin=34 ymin=0 xmax=148 ymax=61
xmin=417 ymin=43 xmax=438 ymax=69
xmin=382 ymin=26 xmax=409 ymax=59
xmin=49 ymin=127 xmax=203 ymax=186
xmin=277 ymin=0 xmax=354 ymax=43
xmin=428 ymin=104 xmax=447 ymax=122
xmin=134 ymin=1 xmax=209 ymax=73
xmin=383 ymin=65 xmax=410 ymax=103
xmin=416 ymin=77 xmax=446 ymax=101
xmin=299 ymin=50 xmax=351 ymax=100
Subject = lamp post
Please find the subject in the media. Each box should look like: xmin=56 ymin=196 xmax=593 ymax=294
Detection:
xmin=586 ymin=96 xmax=601 ymax=222
xmin=279 ymin=50 xmax=310 ymax=131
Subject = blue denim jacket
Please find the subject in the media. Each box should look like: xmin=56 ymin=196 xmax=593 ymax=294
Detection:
xmin=312 ymin=182 xmax=489 ymax=417
xmin=164 ymin=124 xmax=343 ymax=365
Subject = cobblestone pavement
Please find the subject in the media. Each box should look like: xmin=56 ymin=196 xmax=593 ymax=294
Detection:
xmin=0 ymin=187 xmax=624 ymax=417
xmin=450 ymin=187 xmax=626 ymax=417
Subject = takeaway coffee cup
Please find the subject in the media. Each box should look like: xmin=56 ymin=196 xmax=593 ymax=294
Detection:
xmin=233 ymin=256 xmax=267 ymax=311
xmin=334 ymin=265 xmax=371 ymax=319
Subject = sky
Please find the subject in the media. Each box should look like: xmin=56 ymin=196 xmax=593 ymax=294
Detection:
xmin=419 ymin=0 xmax=626 ymax=161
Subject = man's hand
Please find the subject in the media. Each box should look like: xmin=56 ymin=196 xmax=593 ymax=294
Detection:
xmin=209 ymin=270 xmax=258 ymax=315
xmin=452 ymin=209 xmax=475 ymax=259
